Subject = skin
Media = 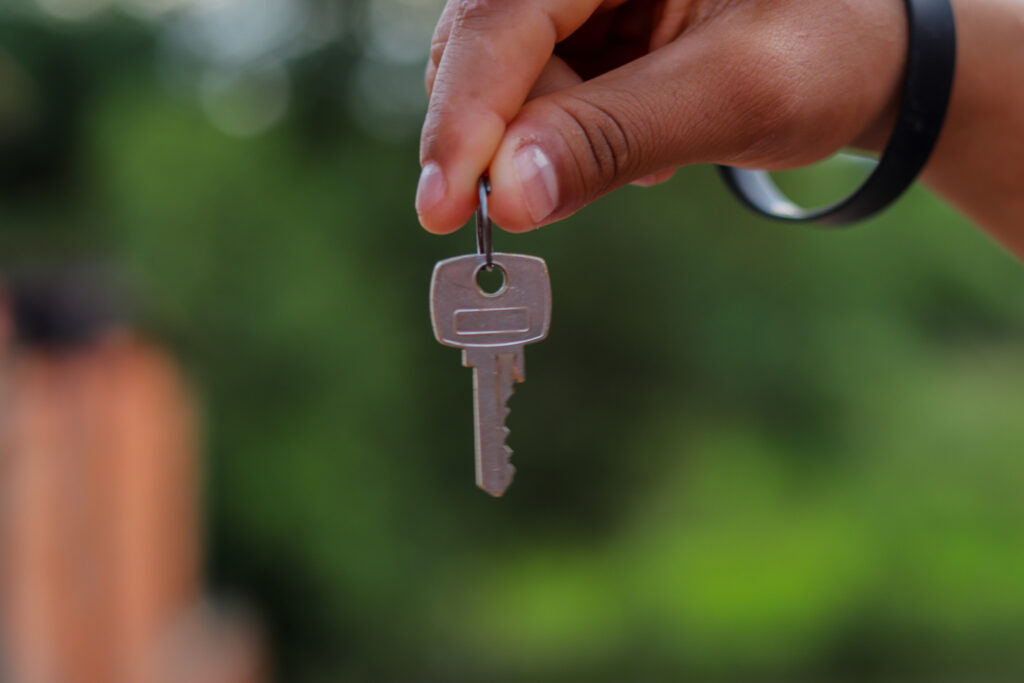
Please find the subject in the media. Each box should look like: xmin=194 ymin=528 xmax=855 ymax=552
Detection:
xmin=415 ymin=0 xmax=1024 ymax=260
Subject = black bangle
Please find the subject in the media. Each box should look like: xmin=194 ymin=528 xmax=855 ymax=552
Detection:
xmin=717 ymin=0 xmax=957 ymax=227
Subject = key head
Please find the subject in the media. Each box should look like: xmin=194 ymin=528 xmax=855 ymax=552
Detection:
xmin=430 ymin=253 xmax=551 ymax=349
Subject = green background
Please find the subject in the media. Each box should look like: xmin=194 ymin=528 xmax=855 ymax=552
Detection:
xmin=2 ymin=1 xmax=1024 ymax=680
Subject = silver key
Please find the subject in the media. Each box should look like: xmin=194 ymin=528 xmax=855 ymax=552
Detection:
xmin=430 ymin=252 xmax=551 ymax=497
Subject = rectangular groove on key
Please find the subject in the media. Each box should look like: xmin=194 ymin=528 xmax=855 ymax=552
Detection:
xmin=454 ymin=307 xmax=530 ymax=335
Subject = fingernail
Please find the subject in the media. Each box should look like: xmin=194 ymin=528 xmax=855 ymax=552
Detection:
xmin=631 ymin=174 xmax=659 ymax=187
xmin=416 ymin=162 xmax=446 ymax=216
xmin=513 ymin=144 xmax=558 ymax=224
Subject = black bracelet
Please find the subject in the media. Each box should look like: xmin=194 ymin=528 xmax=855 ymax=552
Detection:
xmin=717 ymin=0 xmax=957 ymax=227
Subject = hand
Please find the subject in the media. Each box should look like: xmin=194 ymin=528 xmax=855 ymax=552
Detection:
xmin=415 ymin=0 xmax=908 ymax=234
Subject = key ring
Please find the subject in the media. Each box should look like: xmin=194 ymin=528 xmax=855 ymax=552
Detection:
xmin=475 ymin=177 xmax=493 ymax=270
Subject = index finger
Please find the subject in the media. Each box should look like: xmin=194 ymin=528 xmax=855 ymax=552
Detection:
xmin=416 ymin=0 xmax=604 ymax=233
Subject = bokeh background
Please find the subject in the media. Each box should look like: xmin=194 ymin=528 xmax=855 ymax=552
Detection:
xmin=2 ymin=0 xmax=1024 ymax=681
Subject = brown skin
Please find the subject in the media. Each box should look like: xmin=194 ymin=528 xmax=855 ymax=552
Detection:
xmin=919 ymin=0 xmax=1024 ymax=257
xmin=416 ymin=0 xmax=1024 ymax=259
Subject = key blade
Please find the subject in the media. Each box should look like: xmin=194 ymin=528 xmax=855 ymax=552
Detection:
xmin=465 ymin=347 xmax=524 ymax=497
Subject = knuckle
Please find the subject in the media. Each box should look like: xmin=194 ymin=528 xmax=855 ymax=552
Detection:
xmin=424 ymin=60 xmax=436 ymax=95
xmin=429 ymin=39 xmax=447 ymax=67
xmin=455 ymin=0 xmax=500 ymax=26
xmin=547 ymin=95 xmax=643 ymax=197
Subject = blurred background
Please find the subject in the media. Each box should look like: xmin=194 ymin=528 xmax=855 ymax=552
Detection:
xmin=1 ymin=0 xmax=1024 ymax=681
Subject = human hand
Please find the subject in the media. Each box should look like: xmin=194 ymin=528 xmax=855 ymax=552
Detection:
xmin=416 ymin=0 xmax=908 ymax=234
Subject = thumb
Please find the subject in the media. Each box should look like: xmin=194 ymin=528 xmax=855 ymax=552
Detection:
xmin=486 ymin=36 xmax=803 ymax=232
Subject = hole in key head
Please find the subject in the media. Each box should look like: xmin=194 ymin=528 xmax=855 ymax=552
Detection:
xmin=475 ymin=264 xmax=507 ymax=296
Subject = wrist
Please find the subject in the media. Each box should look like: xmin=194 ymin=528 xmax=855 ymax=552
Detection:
xmin=849 ymin=1 xmax=911 ymax=154
xmin=720 ymin=0 xmax=956 ymax=226
xmin=920 ymin=0 xmax=1024 ymax=252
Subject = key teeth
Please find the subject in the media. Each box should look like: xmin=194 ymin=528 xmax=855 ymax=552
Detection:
xmin=473 ymin=349 xmax=523 ymax=498
xmin=481 ymin=388 xmax=516 ymax=498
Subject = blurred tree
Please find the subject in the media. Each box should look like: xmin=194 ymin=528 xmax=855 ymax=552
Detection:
xmin=1 ymin=3 xmax=1024 ymax=681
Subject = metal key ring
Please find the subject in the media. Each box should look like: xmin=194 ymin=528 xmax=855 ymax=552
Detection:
xmin=475 ymin=177 xmax=493 ymax=270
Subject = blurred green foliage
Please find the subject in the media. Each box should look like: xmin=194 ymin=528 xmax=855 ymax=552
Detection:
xmin=2 ymin=4 xmax=1024 ymax=681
